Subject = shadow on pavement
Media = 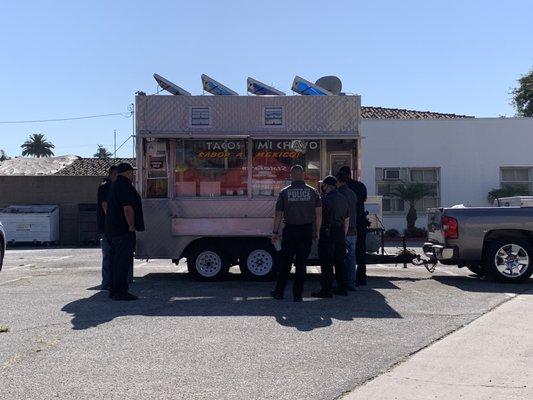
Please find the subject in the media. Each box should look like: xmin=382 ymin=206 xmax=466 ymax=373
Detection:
xmin=62 ymin=273 xmax=402 ymax=332
xmin=432 ymin=274 xmax=533 ymax=294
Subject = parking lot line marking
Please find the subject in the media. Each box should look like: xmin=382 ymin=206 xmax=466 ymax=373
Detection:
xmin=0 ymin=276 xmax=32 ymax=286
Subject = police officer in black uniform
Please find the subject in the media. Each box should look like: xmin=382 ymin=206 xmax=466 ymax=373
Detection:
xmin=96 ymin=165 xmax=118 ymax=290
xmin=339 ymin=166 xmax=368 ymax=285
xmin=105 ymin=163 xmax=144 ymax=301
xmin=271 ymin=165 xmax=322 ymax=302
xmin=312 ymin=175 xmax=349 ymax=298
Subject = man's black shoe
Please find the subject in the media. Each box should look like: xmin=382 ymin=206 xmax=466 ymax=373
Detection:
xmin=311 ymin=291 xmax=333 ymax=298
xmin=270 ymin=290 xmax=283 ymax=300
xmin=293 ymin=297 xmax=303 ymax=302
xmin=357 ymin=279 xmax=367 ymax=286
xmin=113 ymin=292 xmax=138 ymax=301
xmin=333 ymin=288 xmax=348 ymax=296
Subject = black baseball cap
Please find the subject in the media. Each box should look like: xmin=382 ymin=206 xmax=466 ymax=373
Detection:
xmin=117 ymin=162 xmax=134 ymax=173
xmin=322 ymin=175 xmax=337 ymax=186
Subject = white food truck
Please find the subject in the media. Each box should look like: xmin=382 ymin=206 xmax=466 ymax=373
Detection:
xmin=135 ymin=79 xmax=378 ymax=281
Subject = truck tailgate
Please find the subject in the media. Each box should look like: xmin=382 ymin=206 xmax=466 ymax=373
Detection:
xmin=427 ymin=208 xmax=445 ymax=243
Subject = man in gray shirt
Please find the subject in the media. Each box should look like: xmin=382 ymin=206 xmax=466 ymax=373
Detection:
xmin=337 ymin=171 xmax=358 ymax=290
xmin=271 ymin=165 xmax=322 ymax=302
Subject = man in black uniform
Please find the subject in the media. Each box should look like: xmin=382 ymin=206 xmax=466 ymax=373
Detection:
xmin=339 ymin=166 xmax=368 ymax=285
xmin=312 ymin=176 xmax=349 ymax=298
xmin=105 ymin=163 xmax=144 ymax=301
xmin=336 ymin=171 xmax=358 ymax=291
xmin=271 ymin=165 xmax=322 ymax=302
xmin=96 ymin=165 xmax=118 ymax=290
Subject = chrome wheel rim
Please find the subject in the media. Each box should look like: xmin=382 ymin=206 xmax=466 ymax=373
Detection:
xmin=195 ymin=251 xmax=222 ymax=277
xmin=247 ymin=249 xmax=273 ymax=276
xmin=494 ymin=244 xmax=529 ymax=277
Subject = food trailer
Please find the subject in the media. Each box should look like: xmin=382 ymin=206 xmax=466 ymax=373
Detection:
xmin=135 ymin=88 xmax=364 ymax=280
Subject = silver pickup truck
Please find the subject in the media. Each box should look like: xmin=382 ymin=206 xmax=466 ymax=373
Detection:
xmin=424 ymin=197 xmax=533 ymax=283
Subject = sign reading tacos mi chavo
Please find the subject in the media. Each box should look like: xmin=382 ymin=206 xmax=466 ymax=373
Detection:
xmin=253 ymin=140 xmax=319 ymax=158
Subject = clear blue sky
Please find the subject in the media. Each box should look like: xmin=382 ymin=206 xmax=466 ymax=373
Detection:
xmin=1 ymin=0 xmax=531 ymax=157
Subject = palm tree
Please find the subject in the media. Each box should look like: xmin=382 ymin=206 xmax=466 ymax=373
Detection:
xmin=94 ymin=145 xmax=112 ymax=159
xmin=488 ymin=185 xmax=529 ymax=203
xmin=389 ymin=182 xmax=435 ymax=231
xmin=21 ymin=134 xmax=55 ymax=157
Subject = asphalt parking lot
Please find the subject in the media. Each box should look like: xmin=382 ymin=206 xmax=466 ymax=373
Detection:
xmin=1 ymin=247 xmax=532 ymax=400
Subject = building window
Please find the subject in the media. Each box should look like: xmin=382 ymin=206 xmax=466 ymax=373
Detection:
xmin=190 ymin=107 xmax=210 ymax=126
xmin=252 ymin=140 xmax=320 ymax=196
xmin=174 ymin=140 xmax=247 ymax=197
xmin=376 ymin=167 xmax=440 ymax=213
xmin=500 ymin=167 xmax=532 ymax=194
xmin=264 ymin=106 xmax=283 ymax=126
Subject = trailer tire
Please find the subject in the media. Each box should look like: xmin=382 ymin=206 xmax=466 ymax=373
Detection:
xmin=239 ymin=242 xmax=278 ymax=281
xmin=482 ymin=238 xmax=533 ymax=283
xmin=187 ymin=246 xmax=230 ymax=281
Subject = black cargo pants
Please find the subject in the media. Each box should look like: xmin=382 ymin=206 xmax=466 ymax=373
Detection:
xmin=109 ymin=232 xmax=135 ymax=296
xmin=274 ymin=224 xmax=313 ymax=298
xmin=355 ymin=226 xmax=367 ymax=283
xmin=318 ymin=226 xmax=347 ymax=293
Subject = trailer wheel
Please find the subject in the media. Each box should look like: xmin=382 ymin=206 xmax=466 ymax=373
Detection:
xmin=187 ymin=247 xmax=229 ymax=281
xmin=483 ymin=238 xmax=533 ymax=283
xmin=239 ymin=243 xmax=278 ymax=281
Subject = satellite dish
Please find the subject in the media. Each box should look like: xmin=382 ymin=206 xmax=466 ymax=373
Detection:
xmin=291 ymin=76 xmax=333 ymax=96
xmin=153 ymin=73 xmax=191 ymax=96
xmin=247 ymin=77 xmax=285 ymax=96
xmin=201 ymin=74 xmax=238 ymax=96
xmin=315 ymin=76 xmax=342 ymax=95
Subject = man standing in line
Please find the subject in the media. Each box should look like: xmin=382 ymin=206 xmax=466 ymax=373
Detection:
xmin=336 ymin=171 xmax=358 ymax=291
xmin=105 ymin=163 xmax=144 ymax=301
xmin=312 ymin=176 xmax=349 ymax=298
xmin=96 ymin=165 xmax=118 ymax=291
xmin=339 ymin=166 xmax=368 ymax=285
xmin=271 ymin=165 xmax=322 ymax=302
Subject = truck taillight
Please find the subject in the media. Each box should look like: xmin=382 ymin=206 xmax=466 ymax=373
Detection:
xmin=442 ymin=216 xmax=458 ymax=239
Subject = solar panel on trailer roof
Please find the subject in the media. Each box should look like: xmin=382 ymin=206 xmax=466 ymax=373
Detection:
xmin=291 ymin=76 xmax=334 ymax=96
xmin=247 ymin=77 xmax=286 ymax=96
xmin=201 ymin=74 xmax=238 ymax=96
xmin=153 ymin=74 xmax=191 ymax=96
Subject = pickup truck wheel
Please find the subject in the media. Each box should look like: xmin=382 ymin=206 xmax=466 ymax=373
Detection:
xmin=483 ymin=239 xmax=533 ymax=283
xmin=0 ymin=245 xmax=4 ymax=272
xmin=187 ymin=247 xmax=230 ymax=281
xmin=239 ymin=243 xmax=278 ymax=281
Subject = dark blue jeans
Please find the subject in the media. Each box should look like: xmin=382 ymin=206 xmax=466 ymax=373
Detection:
xmin=100 ymin=234 xmax=112 ymax=288
xmin=110 ymin=232 xmax=135 ymax=295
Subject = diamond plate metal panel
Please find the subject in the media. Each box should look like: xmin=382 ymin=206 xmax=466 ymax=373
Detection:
xmin=136 ymin=95 xmax=360 ymax=137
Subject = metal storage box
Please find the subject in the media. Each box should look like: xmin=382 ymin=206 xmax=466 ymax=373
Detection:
xmin=0 ymin=205 xmax=60 ymax=244
xmin=494 ymin=196 xmax=533 ymax=207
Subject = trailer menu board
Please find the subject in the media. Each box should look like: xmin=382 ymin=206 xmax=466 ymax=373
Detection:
xmin=252 ymin=140 xmax=320 ymax=196
xmin=175 ymin=140 xmax=247 ymax=197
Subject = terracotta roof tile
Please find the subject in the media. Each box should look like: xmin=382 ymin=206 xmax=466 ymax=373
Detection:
xmin=54 ymin=158 xmax=136 ymax=176
xmin=361 ymin=106 xmax=472 ymax=119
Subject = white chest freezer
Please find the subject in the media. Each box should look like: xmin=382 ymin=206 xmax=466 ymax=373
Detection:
xmin=0 ymin=205 xmax=60 ymax=244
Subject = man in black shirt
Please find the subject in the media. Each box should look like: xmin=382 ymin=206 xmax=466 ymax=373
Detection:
xmin=339 ymin=166 xmax=368 ymax=285
xmin=105 ymin=163 xmax=145 ymax=301
xmin=312 ymin=176 xmax=349 ymax=298
xmin=96 ymin=165 xmax=118 ymax=290
xmin=271 ymin=165 xmax=322 ymax=302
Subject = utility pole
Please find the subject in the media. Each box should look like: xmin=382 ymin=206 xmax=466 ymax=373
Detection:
xmin=129 ymin=103 xmax=135 ymax=158
xmin=113 ymin=129 xmax=117 ymax=158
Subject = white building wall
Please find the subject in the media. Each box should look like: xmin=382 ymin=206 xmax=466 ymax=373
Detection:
xmin=361 ymin=118 xmax=533 ymax=231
